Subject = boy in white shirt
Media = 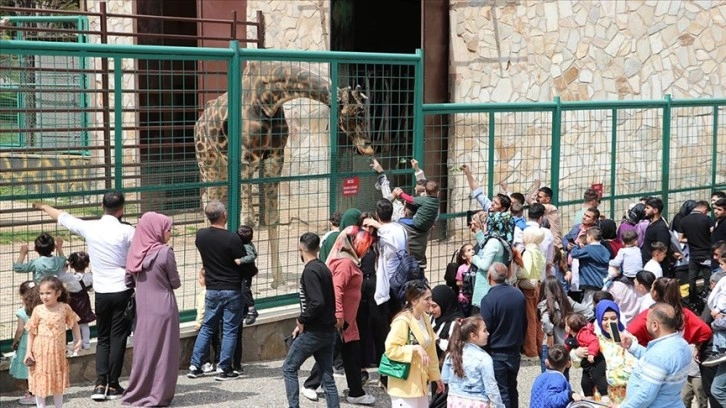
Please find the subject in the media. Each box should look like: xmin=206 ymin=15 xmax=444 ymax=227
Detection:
xmin=605 ymin=231 xmax=643 ymax=288
xmin=643 ymin=242 xmax=667 ymax=278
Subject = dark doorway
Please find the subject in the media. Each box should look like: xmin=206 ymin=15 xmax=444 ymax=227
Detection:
xmin=136 ymin=0 xmax=199 ymax=212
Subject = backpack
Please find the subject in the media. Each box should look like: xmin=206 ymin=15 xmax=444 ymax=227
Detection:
xmin=390 ymin=249 xmax=427 ymax=302
xmin=444 ymin=250 xmax=460 ymax=292
xmin=461 ymin=264 xmax=477 ymax=298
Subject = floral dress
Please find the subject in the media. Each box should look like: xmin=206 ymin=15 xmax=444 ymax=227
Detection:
xmin=25 ymin=303 xmax=79 ymax=397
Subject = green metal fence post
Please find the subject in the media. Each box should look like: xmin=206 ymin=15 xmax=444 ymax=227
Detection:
xmin=227 ymin=40 xmax=242 ymax=231
xmin=662 ymin=94 xmax=672 ymax=219
xmin=712 ymin=105 xmax=719 ymax=190
xmin=113 ymin=57 xmax=123 ymax=189
xmin=328 ymin=61 xmax=340 ymax=215
xmin=413 ymin=49 xmax=425 ymax=172
xmin=488 ymin=111 xmax=495 ymax=198
xmin=551 ymin=96 xmax=562 ymax=204
xmin=609 ymin=109 xmax=617 ymax=219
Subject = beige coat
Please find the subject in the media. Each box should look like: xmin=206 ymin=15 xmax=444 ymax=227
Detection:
xmin=385 ymin=310 xmax=441 ymax=398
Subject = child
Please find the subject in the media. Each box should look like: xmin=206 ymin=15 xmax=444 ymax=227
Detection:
xmin=441 ymin=316 xmax=504 ymax=408
xmin=9 ymin=281 xmax=39 ymax=406
xmin=60 ymin=252 xmax=95 ymax=349
xmin=564 ymin=313 xmax=609 ymax=403
xmin=530 ymin=344 xmax=583 ymax=408
xmin=570 ymin=228 xmax=611 ymax=308
xmin=194 ymin=268 xmax=219 ymax=374
xmin=643 ymin=241 xmax=667 ymax=278
xmin=24 ymin=276 xmax=81 ymax=408
xmin=455 ymin=243 xmax=475 ymax=316
xmin=393 ymin=180 xmax=440 ymax=233
xmin=703 ymin=265 xmax=726 ymax=366
xmin=635 ymin=270 xmax=657 ymax=313
xmin=606 ymin=230 xmax=643 ymax=286
xmin=234 ymin=225 xmax=259 ymax=325
xmin=13 ymin=233 xmax=66 ymax=283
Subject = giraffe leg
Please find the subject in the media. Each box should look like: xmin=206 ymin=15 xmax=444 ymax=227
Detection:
xmin=240 ymin=153 xmax=260 ymax=227
xmin=262 ymin=154 xmax=285 ymax=289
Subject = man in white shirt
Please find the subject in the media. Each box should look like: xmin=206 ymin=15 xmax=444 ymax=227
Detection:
xmin=34 ymin=191 xmax=135 ymax=401
xmin=522 ymin=203 xmax=555 ymax=278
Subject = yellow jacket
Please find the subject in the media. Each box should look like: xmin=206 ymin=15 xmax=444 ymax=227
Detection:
xmin=385 ymin=310 xmax=441 ymax=398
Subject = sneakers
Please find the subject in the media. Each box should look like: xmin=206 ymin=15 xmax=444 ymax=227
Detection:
xmin=91 ymin=385 xmax=107 ymax=401
xmin=105 ymin=384 xmax=124 ymax=400
xmin=214 ymin=370 xmax=239 ymax=381
xmin=347 ymin=393 xmax=376 ymax=405
xmin=187 ymin=365 xmax=205 ymax=378
xmin=201 ymin=362 xmax=215 ymax=373
xmin=233 ymin=366 xmax=245 ymax=375
xmin=244 ymin=310 xmax=259 ymax=325
xmin=301 ymin=387 xmax=319 ymax=401
xmin=702 ymin=351 xmax=726 ymax=367
xmin=18 ymin=391 xmax=35 ymax=405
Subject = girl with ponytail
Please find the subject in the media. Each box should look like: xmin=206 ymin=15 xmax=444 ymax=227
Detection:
xmin=441 ymin=316 xmax=504 ymax=408
xmin=626 ymin=277 xmax=712 ymax=349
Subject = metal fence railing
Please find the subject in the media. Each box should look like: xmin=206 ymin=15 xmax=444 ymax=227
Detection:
xmin=1 ymin=35 xmax=725 ymax=351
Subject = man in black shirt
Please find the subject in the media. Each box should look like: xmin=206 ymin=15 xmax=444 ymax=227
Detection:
xmin=642 ymin=197 xmax=673 ymax=275
xmin=188 ymin=200 xmax=246 ymax=381
xmin=713 ymin=199 xmax=726 ymax=270
xmin=680 ymin=200 xmax=714 ymax=303
xmin=480 ymin=262 xmax=526 ymax=408
xmin=282 ymin=232 xmax=339 ymax=408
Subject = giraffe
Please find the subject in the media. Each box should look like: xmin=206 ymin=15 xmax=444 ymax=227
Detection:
xmin=194 ymin=61 xmax=374 ymax=289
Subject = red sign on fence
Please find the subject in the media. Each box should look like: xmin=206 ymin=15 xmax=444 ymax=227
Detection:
xmin=342 ymin=177 xmax=360 ymax=197
xmin=591 ymin=183 xmax=603 ymax=199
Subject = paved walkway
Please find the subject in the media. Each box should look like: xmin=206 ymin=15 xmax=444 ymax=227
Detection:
xmin=1 ymin=356 xmax=573 ymax=407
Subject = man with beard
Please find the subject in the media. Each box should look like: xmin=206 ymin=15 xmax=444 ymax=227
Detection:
xmin=619 ymin=303 xmax=692 ymax=407
xmin=641 ymin=197 xmax=673 ymax=275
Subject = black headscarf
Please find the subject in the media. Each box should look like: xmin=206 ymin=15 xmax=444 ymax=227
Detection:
xmin=431 ymin=285 xmax=463 ymax=335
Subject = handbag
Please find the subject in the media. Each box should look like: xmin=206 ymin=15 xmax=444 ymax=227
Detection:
xmin=123 ymin=292 xmax=136 ymax=322
xmin=379 ymin=330 xmax=411 ymax=380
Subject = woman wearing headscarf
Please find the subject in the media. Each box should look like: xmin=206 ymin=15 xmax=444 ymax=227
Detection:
xmin=122 ymin=212 xmax=180 ymax=407
xmin=519 ymin=227 xmax=546 ymax=358
xmin=319 ymin=208 xmax=361 ymax=263
xmin=617 ymin=204 xmax=647 ymax=247
xmin=572 ymin=300 xmax=637 ymax=404
xmin=599 ymin=219 xmax=622 ymax=259
xmin=304 ymin=225 xmax=376 ymax=405
xmin=469 ymin=211 xmax=514 ymax=315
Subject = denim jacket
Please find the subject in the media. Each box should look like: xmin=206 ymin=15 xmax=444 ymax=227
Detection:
xmin=441 ymin=343 xmax=504 ymax=407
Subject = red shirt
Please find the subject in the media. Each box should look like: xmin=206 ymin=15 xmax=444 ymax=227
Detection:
xmin=576 ymin=323 xmax=601 ymax=357
xmin=626 ymin=307 xmax=712 ymax=347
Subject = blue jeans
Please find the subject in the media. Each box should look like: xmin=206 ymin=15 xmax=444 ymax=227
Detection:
xmin=491 ymin=351 xmax=521 ymax=408
xmin=282 ymin=330 xmax=339 ymax=408
xmin=190 ymin=290 xmax=243 ymax=371
xmin=713 ymin=363 xmax=726 ymax=403
xmin=540 ymin=344 xmax=570 ymax=381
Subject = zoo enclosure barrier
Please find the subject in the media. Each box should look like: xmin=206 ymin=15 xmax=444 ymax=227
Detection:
xmin=1 ymin=36 xmax=725 ymax=351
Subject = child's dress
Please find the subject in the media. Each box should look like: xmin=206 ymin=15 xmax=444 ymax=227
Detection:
xmin=9 ymin=307 xmax=30 ymax=380
xmin=25 ymin=303 xmax=79 ymax=397
xmin=64 ymin=272 xmax=96 ymax=324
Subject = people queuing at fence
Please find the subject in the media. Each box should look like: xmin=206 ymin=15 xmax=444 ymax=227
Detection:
xmin=8 ymin=164 xmax=726 ymax=408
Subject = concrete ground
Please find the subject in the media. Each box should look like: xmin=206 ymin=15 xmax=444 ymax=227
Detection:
xmin=0 ymin=355 xmax=577 ymax=407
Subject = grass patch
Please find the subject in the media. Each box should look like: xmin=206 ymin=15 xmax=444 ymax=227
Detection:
xmin=185 ymin=225 xmax=198 ymax=234
xmin=0 ymin=231 xmax=74 ymax=245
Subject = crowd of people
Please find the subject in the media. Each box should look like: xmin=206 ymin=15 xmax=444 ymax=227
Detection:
xmin=7 ymin=161 xmax=726 ymax=408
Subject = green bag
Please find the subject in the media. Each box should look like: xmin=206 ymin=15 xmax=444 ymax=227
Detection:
xmin=379 ymin=330 xmax=411 ymax=380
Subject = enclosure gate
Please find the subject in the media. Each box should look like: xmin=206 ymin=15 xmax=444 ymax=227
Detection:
xmin=2 ymin=37 xmax=726 ymax=350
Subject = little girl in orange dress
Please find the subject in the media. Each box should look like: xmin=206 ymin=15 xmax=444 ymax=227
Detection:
xmin=24 ymin=276 xmax=81 ymax=408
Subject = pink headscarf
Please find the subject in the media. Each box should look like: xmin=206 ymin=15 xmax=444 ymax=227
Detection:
xmin=126 ymin=212 xmax=173 ymax=273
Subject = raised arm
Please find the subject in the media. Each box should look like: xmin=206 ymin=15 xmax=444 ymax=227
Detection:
xmin=525 ymin=179 xmax=542 ymax=205
xmin=33 ymin=202 xmax=63 ymax=220
xmin=461 ymin=165 xmax=492 ymax=211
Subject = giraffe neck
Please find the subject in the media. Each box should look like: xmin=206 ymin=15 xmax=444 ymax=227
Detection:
xmin=253 ymin=62 xmax=335 ymax=115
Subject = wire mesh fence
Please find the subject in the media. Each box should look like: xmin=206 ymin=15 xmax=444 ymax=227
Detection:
xmin=1 ymin=34 xmax=726 ymax=350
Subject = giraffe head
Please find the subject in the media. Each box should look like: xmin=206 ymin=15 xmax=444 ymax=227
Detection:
xmin=337 ymin=85 xmax=374 ymax=156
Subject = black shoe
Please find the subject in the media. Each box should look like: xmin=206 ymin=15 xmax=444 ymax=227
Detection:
xmin=105 ymin=384 xmax=124 ymax=400
xmin=215 ymin=370 xmax=239 ymax=381
xmin=244 ymin=311 xmax=259 ymax=325
xmin=187 ymin=365 xmax=205 ymax=378
xmin=90 ymin=385 xmax=106 ymax=401
xmin=232 ymin=366 xmax=244 ymax=375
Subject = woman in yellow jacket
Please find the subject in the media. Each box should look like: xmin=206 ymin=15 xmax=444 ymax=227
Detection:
xmin=385 ymin=281 xmax=444 ymax=408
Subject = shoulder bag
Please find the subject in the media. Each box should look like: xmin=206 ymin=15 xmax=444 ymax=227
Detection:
xmin=378 ymin=329 xmax=411 ymax=380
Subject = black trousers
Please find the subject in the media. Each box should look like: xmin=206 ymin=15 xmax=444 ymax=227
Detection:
xmin=688 ymin=259 xmax=712 ymax=302
xmin=242 ymin=275 xmax=255 ymax=308
xmin=581 ymin=355 xmax=609 ymax=397
xmin=358 ymin=275 xmax=390 ymax=367
xmin=95 ymin=289 xmax=133 ymax=387
xmin=305 ymin=339 xmax=366 ymax=398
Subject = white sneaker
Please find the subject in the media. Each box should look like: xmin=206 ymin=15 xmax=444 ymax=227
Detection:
xmin=301 ymin=387 xmax=318 ymax=401
xmin=201 ymin=362 xmax=214 ymax=373
xmin=18 ymin=392 xmax=35 ymax=405
xmin=346 ymin=394 xmax=376 ymax=405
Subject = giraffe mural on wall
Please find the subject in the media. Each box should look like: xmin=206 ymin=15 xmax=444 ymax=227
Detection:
xmin=194 ymin=61 xmax=374 ymax=288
